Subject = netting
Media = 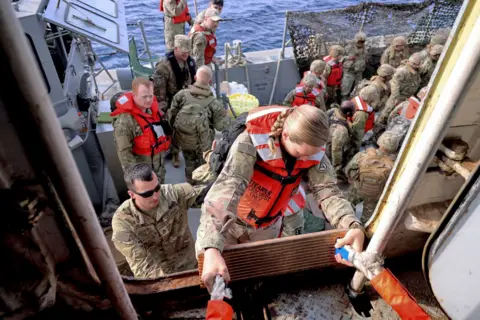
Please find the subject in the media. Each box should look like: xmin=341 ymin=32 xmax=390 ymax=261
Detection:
xmin=287 ymin=0 xmax=463 ymax=74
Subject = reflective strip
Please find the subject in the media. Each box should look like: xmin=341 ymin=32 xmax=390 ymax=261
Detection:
xmin=288 ymin=198 xmax=301 ymax=214
xmin=152 ymin=124 xmax=165 ymax=139
xmin=284 ymin=205 xmax=295 ymax=217
xmin=354 ymin=96 xmax=374 ymax=113
xmin=257 ymin=147 xmax=282 ymax=161
xmin=296 ymin=86 xmax=304 ymax=93
xmin=250 ymin=133 xmax=270 ymax=147
xmin=298 ymin=185 xmax=306 ymax=199
xmin=246 ymin=107 xmax=287 ymax=122
xmin=312 ymin=88 xmax=320 ymax=96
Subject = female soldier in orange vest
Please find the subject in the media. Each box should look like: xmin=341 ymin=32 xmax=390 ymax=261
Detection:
xmin=283 ymin=73 xmax=326 ymax=111
xmin=195 ymin=105 xmax=365 ymax=291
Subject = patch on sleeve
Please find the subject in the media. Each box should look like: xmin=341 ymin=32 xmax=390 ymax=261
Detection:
xmin=113 ymin=231 xmax=131 ymax=242
xmin=118 ymin=95 xmax=128 ymax=105
xmin=315 ymin=162 xmax=328 ymax=173
xmin=237 ymin=142 xmax=257 ymax=156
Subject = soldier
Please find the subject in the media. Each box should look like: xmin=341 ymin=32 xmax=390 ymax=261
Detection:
xmin=419 ymin=45 xmax=444 ymax=87
xmin=168 ymin=66 xmax=231 ymax=182
xmin=350 ymin=86 xmax=379 ymax=152
xmin=195 ymin=105 xmax=365 ymax=291
xmin=326 ymin=101 xmax=355 ymax=181
xmin=283 ymin=73 xmax=326 ymax=111
xmin=345 ymin=131 xmax=399 ymax=224
xmin=195 ymin=0 xmax=224 ymax=28
xmin=380 ymin=36 xmax=409 ymax=68
xmin=341 ymin=32 xmax=368 ymax=100
xmin=153 ymin=35 xmax=196 ymax=168
xmin=190 ymin=8 xmax=221 ymax=67
xmin=111 ymin=78 xmax=171 ymax=183
xmin=160 ymin=0 xmax=193 ymax=52
xmin=355 ymin=64 xmax=396 ymax=112
xmin=323 ymin=45 xmax=345 ymax=106
xmin=111 ymin=164 xmax=202 ymax=278
xmin=418 ymin=32 xmax=448 ymax=62
xmin=376 ymin=53 xmax=422 ymax=133
xmin=304 ymin=59 xmax=327 ymax=87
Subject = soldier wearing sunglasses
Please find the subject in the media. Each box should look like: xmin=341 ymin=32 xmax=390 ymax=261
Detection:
xmin=111 ymin=164 xmax=202 ymax=278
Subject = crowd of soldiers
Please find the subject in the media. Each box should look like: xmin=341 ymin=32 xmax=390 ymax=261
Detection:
xmin=107 ymin=2 xmax=449 ymax=282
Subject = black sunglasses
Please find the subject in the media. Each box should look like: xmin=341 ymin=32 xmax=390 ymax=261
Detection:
xmin=135 ymin=184 xmax=161 ymax=198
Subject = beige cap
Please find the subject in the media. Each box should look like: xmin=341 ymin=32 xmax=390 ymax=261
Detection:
xmin=204 ymin=8 xmax=222 ymax=21
xmin=355 ymin=31 xmax=367 ymax=42
xmin=302 ymin=73 xmax=318 ymax=87
xmin=430 ymin=33 xmax=448 ymax=46
xmin=310 ymin=60 xmax=326 ymax=74
xmin=359 ymin=85 xmax=379 ymax=104
xmin=393 ymin=36 xmax=407 ymax=46
xmin=377 ymin=64 xmax=396 ymax=77
xmin=174 ymin=35 xmax=190 ymax=52
xmin=409 ymin=52 xmax=422 ymax=64
xmin=378 ymin=131 xmax=400 ymax=153
xmin=430 ymin=44 xmax=444 ymax=56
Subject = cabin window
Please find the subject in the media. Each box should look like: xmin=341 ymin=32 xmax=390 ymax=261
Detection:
xmin=25 ymin=33 xmax=50 ymax=93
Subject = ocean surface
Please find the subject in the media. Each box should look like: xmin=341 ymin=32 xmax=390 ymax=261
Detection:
xmin=95 ymin=0 xmax=421 ymax=69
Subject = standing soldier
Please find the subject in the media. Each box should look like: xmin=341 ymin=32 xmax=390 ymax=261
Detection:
xmin=168 ymin=66 xmax=231 ymax=182
xmin=380 ymin=36 xmax=409 ymax=68
xmin=326 ymin=101 xmax=355 ymax=181
xmin=190 ymin=8 xmax=221 ymax=67
xmin=419 ymin=45 xmax=444 ymax=87
xmin=418 ymin=32 xmax=448 ymax=62
xmin=283 ymin=73 xmax=326 ymax=111
xmin=376 ymin=53 xmax=422 ymax=133
xmin=323 ymin=45 xmax=344 ymax=106
xmin=111 ymin=78 xmax=171 ymax=183
xmin=345 ymin=131 xmax=399 ymax=224
xmin=195 ymin=0 xmax=224 ymax=28
xmin=350 ymin=86 xmax=379 ymax=152
xmin=341 ymin=32 xmax=368 ymax=100
xmin=160 ymin=0 xmax=193 ymax=52
xmin=153 ymin=35 xmax=196 ymax=168
xmin=112 ymin=164 xmax=202 ymax=278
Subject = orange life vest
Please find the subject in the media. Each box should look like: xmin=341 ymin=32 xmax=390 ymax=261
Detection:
xmin=111 ymin=92 xmax=171 ymax=157
xmin=350 ymin=96 xmax=375 ymax=132
xmin=237 ymin=106 xmax=325 ymax=228
xmin=160 ymin=0 xmax=191 ymax=24
xmin=397 ymin=96 xmax=420 ymax=120
xmin=323 ymin=55 xmax=343 ymax=87
xmin=302 ymin=71 xmax=325 ymax=91
xmin=189 ymin=25 xmax=217 ymax=65
xmin=292 ymin=85 xmax=321 ymax=107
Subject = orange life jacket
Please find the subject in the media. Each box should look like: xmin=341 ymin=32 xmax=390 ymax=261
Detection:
xmin=292 ymin=85 xmax=321 ymax=107
xmin=237 ymin=106 xmax=325 ymax=228
xmin=111 ymin=92 xmax=171 ymax=157
xmin=397 ymin=96 xmax=420 ymax=120
xmin=323 ymin=56 xmax=343 ymax=87
xmin=302 ymin=71 xmax=325 ymax=91
xmin=160 ymin=0 xmax=191 ymax=24
xmin=350 ymin=96 xmax=375 ymax=132
xmin=189 ymin=25 xmax=217 ymax=65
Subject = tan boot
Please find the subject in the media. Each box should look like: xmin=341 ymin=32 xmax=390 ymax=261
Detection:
xmin=172 ymin=153 xmax=180 ymax=168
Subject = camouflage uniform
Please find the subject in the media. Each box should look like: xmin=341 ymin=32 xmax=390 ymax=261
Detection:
xmin=377 ymin=65 xmax=420 ymax=127
xmin=113 ymin=112 xmax=166 ymax=183
xmin=345 ymin=148 xmax=395 ymax=224
xmin=419 ymin=45 xmax=443 ymax=87
xmin=168 ymin=83 xmax=231 ymax=182
xmin=283 ymin=88 xmax=326 ymax=112
xmin=341 ymin=35 xmax=367 ymax=100
xmin=326 ymin=108 xmax=352 ymax=179
xmin=162 ymin=0 xmax=190 ymax=51
xmin=195 ymin=131 xmax=361 ymax=254
xmin=111 ymin=183 xmax=200 ymax=278
xmin=380 ymin=45 xmax=409 ymax=69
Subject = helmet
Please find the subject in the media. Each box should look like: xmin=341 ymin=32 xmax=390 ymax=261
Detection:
xmin=310 ymin=60 xmax=326 ymax=74
xmin=377 ymin=64 xmax=396 ymax=77
xmin=378 ymin=131 xmax=400 ymax=153
xmin=329 ymin=45 xmax=345 ymax=58
xmin=355 ymin=31 xmax=367 ymax=42
xmin=302 ymin=73 xmax=318 ymax=87
xmin=359 ymin=86 xmax=379 ymax=105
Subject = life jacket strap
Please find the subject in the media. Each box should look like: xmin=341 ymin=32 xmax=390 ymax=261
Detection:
xmin=253 ymin=163 xmax=302 ymax=185
xmin=247 ymin=209 xmax=282 ymax=226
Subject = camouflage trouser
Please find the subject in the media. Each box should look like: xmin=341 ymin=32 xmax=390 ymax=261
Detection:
xmin=154 ymin=152 xmax=167 ymax=184
xmin=163 ymin=17 xmax=186 ymax=51
xmin=183 ymin=149 xmax=205 ymax=183
xmin=341 ymin=72 xmax=363 ymax=99
xmin=347 ymin=185 xmax=379 ymax=224
xmin=326 ymin=86 xmax=341 ymax=108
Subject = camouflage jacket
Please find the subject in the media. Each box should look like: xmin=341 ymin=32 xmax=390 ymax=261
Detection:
xmin=419 ymin=56 xmax=437 ymax=87
xmin=283 ymin=88 xmax=326 ymax=112
xmin=153 ymin=57 xmax=195 ymax=111
xmin=380 ymin=46 xmax=409 ymax=69
xmin=111 ymin=183 xmax=200 ymax=278
xmin=190 ymin=28 xmax=213 ymax=67
xmin=112 ymin=112 xmax=164 ymax=174
xmin=390 ymin=65 xmax=421 ymax=103
xmin=351 ymin=110 xmax=370 ymax=150
xmin=196 ymin=131 xmax=360 ymax=253
xmin=367 ymin=77 xmax=391 ymax=111
xmin=169 ymin=83 xmax=231 ymax=152
xmin=326 ymin=108 xmax=351 ymax=171
xmin=343 ymin=43 xmax=367 ymax=74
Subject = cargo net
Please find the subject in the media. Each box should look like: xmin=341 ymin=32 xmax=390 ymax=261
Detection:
xmin=287 ymin=0 xmax=463 ymax=74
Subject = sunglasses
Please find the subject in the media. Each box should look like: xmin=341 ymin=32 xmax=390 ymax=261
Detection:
xmin=135 ymin=184 xmax=161 ymax=198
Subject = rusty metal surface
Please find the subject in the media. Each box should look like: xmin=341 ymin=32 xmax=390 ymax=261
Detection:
xmin=199 ymin=229 xmax=347 ymax=283
xmin=123 ymin=270 xmax=201 ymax=294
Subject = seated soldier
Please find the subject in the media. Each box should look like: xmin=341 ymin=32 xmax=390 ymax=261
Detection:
xmin=283 ymin=73 xmax=326 ymax=111
xmin=345 ymin=131 xmax=399 ymax=224
xmin=111 ymin=164 xmax=203 ymax=278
